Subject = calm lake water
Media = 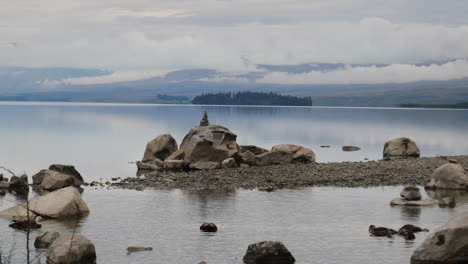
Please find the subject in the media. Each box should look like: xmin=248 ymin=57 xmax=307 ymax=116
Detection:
xmin=0 ymin=102 xmax=468 ymax=263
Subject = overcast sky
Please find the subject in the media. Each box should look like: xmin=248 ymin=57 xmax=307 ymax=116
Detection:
xmin=2 ymin=0 xmax=468 ymax=84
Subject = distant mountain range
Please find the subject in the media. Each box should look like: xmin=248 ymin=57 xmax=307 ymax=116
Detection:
xmin=1 ymin=64 xmax=467 ymax=107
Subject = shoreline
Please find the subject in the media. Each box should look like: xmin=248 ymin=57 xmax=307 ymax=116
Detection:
xmin=105 ymin=155 xmax=468 ymax=191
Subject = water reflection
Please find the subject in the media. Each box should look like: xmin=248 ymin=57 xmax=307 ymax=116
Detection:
xmin=399 ymin=206 xmax=422 ymax=220
xmin=426 ymin=189 xmax=468 ymax=202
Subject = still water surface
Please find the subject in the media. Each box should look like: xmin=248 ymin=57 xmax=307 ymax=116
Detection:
xmin=0 ymin=103 xmax=468 ymax=263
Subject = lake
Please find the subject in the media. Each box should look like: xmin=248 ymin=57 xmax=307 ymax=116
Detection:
xmin=0 ymin=102 xmax=467 ymax=263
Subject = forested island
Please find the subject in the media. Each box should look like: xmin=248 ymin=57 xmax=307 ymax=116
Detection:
xmin=191 ymin=91 xmax=313 ymax=106
xmin=400 ymin=102 xmax=468 ymax=109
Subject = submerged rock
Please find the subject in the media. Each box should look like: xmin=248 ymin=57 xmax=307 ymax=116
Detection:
xmin=342 ymin=146 xmax=361 ymax=152
xmin=243 ymin=241 xmax=295 ymax=264
xmin=127 ymin=246 xmax=153 ymax=254
xmin=400 ymin=186 xmax=422 ymax=201
xmin=425 ymin=163 xmax=468 ymax=190
xmin=142 ymin=134 xmax=178 ymax=162
xmin=411 ymin=212 xmax=468 ymax=264
xmin=383 ymin=137 xmax=420 ymax=158
xmin=438 ymin=197 xmax=456 ymax=208
xmin=47 ymin=234 xmax=96 ymax=264
xmin=35 ymin=231 xmax=60 ymax=249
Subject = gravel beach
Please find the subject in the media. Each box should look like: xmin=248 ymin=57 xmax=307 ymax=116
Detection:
xmin=103 ymin=155 xmax=468 ymax=191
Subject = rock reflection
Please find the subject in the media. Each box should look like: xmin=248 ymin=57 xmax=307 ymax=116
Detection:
xmin=425 ymin=189 xmax=468 ymax=203
xmin=183 ymin=189 xmax=236 ymax=218
xmin=399 ymin=206 xmax=422 ymax=220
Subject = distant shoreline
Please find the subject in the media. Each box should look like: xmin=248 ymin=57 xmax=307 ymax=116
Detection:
xmin=400 ymin=102 xmax=468 ymax=109
xmin=103 ymin=155 xmax=468 ymax=191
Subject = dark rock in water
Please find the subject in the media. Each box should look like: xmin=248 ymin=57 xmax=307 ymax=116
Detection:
xmin=383 ymin=137 xmax=420 ymax=158
xmin=200 ymin=223 xmax=217 ymax=232
xmin=425 ymin=163 xmax=468 ymax=190
xmin=0 ymin=181 xmax=10 ymax=189
xmin=9 ymin=174 xmax=29 ymax=192
xmin=256 ymin=150 xmax=293 ymax=166
xmin=49 ymin=164 xmax=84 ymax=186
xmin=0 ymin=190 xmax=5 ymax=196
xmin=142 ymin=134 xmax=178 ymax=162
xmin=342 ymin=146 xmax=361 ymax=152
xmin=438 ymin=197 xmax=456 ymax=208
xmin=243 ymin=241 xmax=295 ymax=264
xmin=411 ymin=213 xmax=468 ymax=264
xmin=127 ymin=246 xmax=153 ymax=254
xmin=240 ymin=145 xmax=268 ymax=155
xmin=47 ymin=234 xmax=96 ymax=264
xmin=320 ymin=145 xmax=330 ymax=148
xmin=35 ymin=231 xmax=60 ymax=249
xmin=400 ymin=186 xmax=422 ymax=201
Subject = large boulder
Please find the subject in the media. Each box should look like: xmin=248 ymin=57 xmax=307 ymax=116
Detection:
xmin=383 ymin=137 xmax=420 ymax=158
xmin=411 ymin=213 xmax=468 ymax=264
xmin=179 ymin=125 xmax=240 ymax=167
xmin=256 ymin=150 xmax=293 ymax=166
xmin=0 ymin=187 xmax=89 ymax=218
xmin=400 ymin=186 xmax=422 ymax=201
xmin=47 ymin=234 xmax=96 ymax=264
xmin=49 ymin=164 xmax=84 ymax=186
xmin=142 ymin=134 xmax=178 ymax=162
xmin=271 ymin=144 xmax=315 ymax=163
xmin=243 ymin=241 xmax=295 ymax=264
xmin=425 ymin=163 xmax=468 ymax=190
xmin=40 ymin=171 xmax=75 ymax=191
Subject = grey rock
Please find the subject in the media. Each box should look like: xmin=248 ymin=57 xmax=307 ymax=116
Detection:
xmin=47 ymin=234 xmax=96 ymax=264
xmin=199 ymin=111 xmax=209 ymax=126
xmin=136 ymin=159 xmax=163 ymax=170
xmin=400 ymin=186 xmax=422 ymax=201
xmin=180 ymin=125 xmax=240 ymax=167
xmin=240 ymin=145 xmax=268 ymax=155
xmin=256 ymin=150 xmax=294 ymax=166
xmin=342 ymin=146 xmax=361 ymax=151
xmin=166 ymin=148 xmax=184 ymax=161
xmin=425 ymin=163 xmax=468 ymax=190
xmin=411 ymin=213 xmax=468 ymax=264
xmin=142 ymin=134 xmax=178 ymax=162
xmin=241 ymin=150 xmax=257 ymax=166
xmin=40 ymin=171 xmax=75 ymax=191
xmin=127 ymin=246 xmax=153 ymax=254
xmin=49 ymin=164 xmax=84 ymax=186
xmin=383 ymin=137 xmax=420 ymax=158
xmin=221 ymin=158 xmax=238 ymax=169
xmin=243 ymin=241 xmax=295 ymax=264
xmin=271 ymin=144 xmax=315 ymax=163
xmin=35 ymin=231 xmax=60 ymax=249
xmin=163 ymin=160 xmax=186 ymax=170
xmin=438 ymin=197 xmax=456 ymax=208
xmin=0 ymin=181 xmax=10 ymax=189
xmin=390 ymin=198 xmax=437 ymax=206
xmin=0 ymin=190 xmax=5 ymax=196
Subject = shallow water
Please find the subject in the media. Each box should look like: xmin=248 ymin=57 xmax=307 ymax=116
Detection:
xmin=1 ymin=103 xmax=468 ymax=263
xmin=1 ymin=186 xmax=467 ymax=263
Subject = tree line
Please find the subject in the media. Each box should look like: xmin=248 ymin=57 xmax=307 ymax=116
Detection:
xmin=191 ymin=91 xmax=312 ymax=106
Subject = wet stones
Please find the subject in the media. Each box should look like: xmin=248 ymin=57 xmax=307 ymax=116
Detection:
xmin=243 ymin=241 xmax=295 ymax=264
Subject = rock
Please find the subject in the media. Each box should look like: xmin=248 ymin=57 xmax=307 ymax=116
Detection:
xmin=0 ymin=205 xmax=37 ymax=219
xmin=410 ymin=212 xmax=468 ymax=264
xmin=438 ymin=197 xmax=456 ymax=208
xmin=0 ymin=181 xmax=10 ymax=189
xmin=200 ymin=223 xmax=218 ymax=232
xmin=47 ymin=234 xmax=96 ymax=264
xmin=163 ymin=160 xmax=186 ymax=170
xmin=425 ymin=163 xmax=468 ymax=190
xmin=0 ymin=187 xmax=90 ymax=218
xmin=400 ymin=186 xmax=422 ymax=201
xmin=243 ymin=241 xmax=295 ymax=264
xmin=390 ymin=198 xmax=437 ymax=206
xmin=166 ymin=148 xmax=184 ymax=161
xmin=342 ymin=146 xmax=361 ymax=151
xmin=241 ymin=150 xmax=257 ymax=166
xmin=136 ymin=160 xmax=162 ymax=170
xmin=127 ymin=246 xmax=153 ymax=254
xmin=197 ymin=262 xmax=208 ymax=264
xmin=240 ymin=145 xmax=268 ymax=155
xmin=142 ymin=134 xmax=178 ymax=162
xmin=190 ymin=161 xmax=220 ymax=170
xmin=383 ymin=137 xmax=420 ymax=158
xmin=180 ymin=125 xmax=240 ymax=167
xmin=256 ymin=150 xmax=293 ymax=166
xmin=200 ymin=111 xmax=209 ymax=126
xmin=0 ymin=190 xmax=5 ymax=196
xmin=0 ymin=174 xmax=2 ymax=181
xmin=40 ymin=171 xmax=75 ymax=191
xmin=35 ymin=231 xmax=60 ymax=248
xmin=221 ymin=158 xmax=238 ymax=169
xmin=32 ymin=170 xmax=51 ymax=185
xmin=49 ymin=164 xmax=84 ymax=186
xmin=271 ymin=144 xmax=315 ymax=163
xmin=9 ymin=174 xmax=29 ymax=191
